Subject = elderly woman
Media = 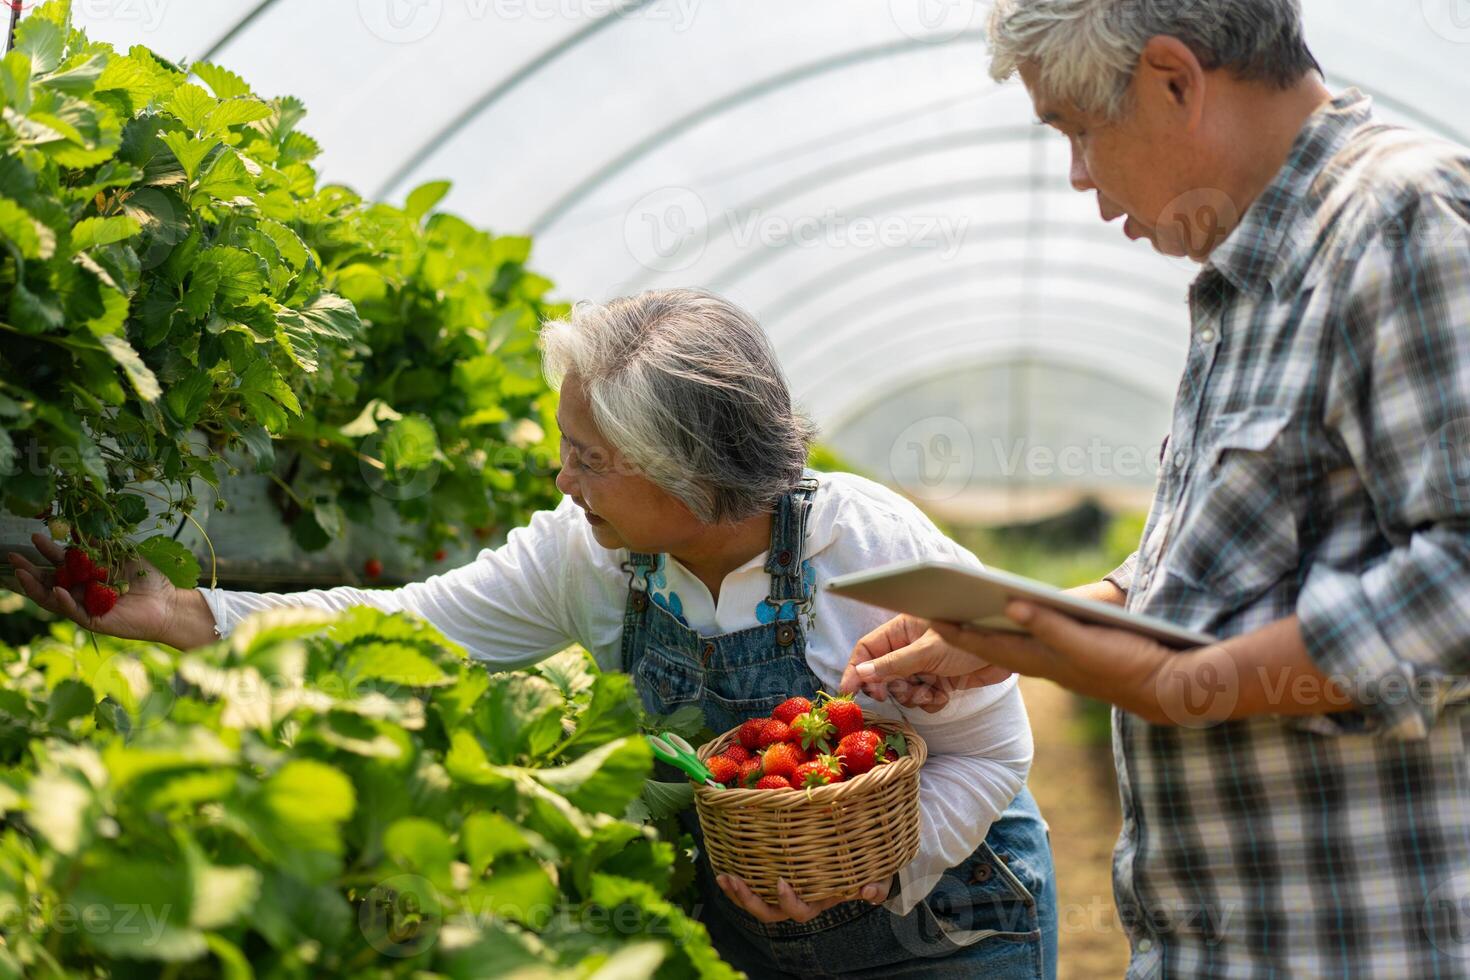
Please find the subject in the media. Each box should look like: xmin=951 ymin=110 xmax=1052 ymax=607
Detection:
xmin=11 ymin=289 xmax=1057 ymax=979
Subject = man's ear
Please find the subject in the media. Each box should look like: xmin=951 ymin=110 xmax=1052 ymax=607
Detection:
xmin=1136 ymin=35 xmax=1206 ymax=129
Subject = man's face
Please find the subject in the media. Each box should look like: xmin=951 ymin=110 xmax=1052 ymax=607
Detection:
xmin=1023 ymin=62 xmax=1210 ymax=260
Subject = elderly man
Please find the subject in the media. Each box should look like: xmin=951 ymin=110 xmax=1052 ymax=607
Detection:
xmin=846 ymin=0 xmax=1470 ymax=976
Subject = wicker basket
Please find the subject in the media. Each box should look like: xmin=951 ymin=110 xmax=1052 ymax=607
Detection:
xmin=693 ymin=714 xmax=927 ymax=905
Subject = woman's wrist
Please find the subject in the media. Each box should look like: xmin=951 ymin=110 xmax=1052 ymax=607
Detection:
xmin=162 ymin=588 xmax=222 ymax=650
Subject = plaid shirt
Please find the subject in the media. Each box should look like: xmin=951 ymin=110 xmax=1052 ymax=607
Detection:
xmin=1103 ymin=89 xmax=1470 ymax=978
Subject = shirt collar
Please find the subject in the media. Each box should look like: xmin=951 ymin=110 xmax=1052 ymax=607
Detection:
xmin=1203 ymin=88 xmax=1375 ymax=297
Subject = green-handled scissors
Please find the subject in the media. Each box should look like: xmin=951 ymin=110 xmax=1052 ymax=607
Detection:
xmin=646 ymin=732 xmax=724 ymax=790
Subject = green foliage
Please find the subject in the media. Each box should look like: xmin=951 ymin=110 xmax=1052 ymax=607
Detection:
xmin=0 ymin=608 xmax=735 ymax=978
xmin=0 ymin=1 xmax=563 ymax=578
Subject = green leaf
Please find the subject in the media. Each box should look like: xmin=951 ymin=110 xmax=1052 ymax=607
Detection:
xmin=384 ymin=817 xmax=454 ymax=884
xmin=198 ymin=246 xmax=266 ymax=307
xmin=135 ymin=535 xmax=201 ymax=589
xmin=343 ymin=642 xmax=451 ymax=688
xmin=556 ymin=672 xmax=640 ymax=757
xmin=256 ymin=759 xmax=355 ymax=857
xmin=71 ymin=857 xmax=206 ymax=962
xmin=163 ymin=370 xmax=212 ymax=427
xmin=286 ymin=292 xmax=361 ymax=343
xmin=381 ymin=414 xmax=438 ymax=471
xmin=161 ymin=131 xmax=219 ymax=181
xmin=530 ymin=737 xmax=653 ymax=816
xmin=40 ymin=52 xmax=106 ymax=95
xmin=464 ymin=854 xmax=558 ymax=929
xmin=94 ymin=47 xmax=180 ymax=104
xmin=405 ymin=180 xmax=451 ymax=223
xmin=70 ymin=215 xmax=141 ymax=253
xmin=190 ymin=62 xmax=252 ymax=99
xmin=632 ymin=780 xmax=695 ymax=821
xmin=14 ymin=16 xmax=64 ymax=74
xmin=191 ymin=863 xmax=261 ymax=930
xmin=203 ymin=98 xmax=272 ymax=133
xmin=44 ymin=678 xmax=95 ymax=726
xmin=98 ymin=333 xmax=162 ymax=401
xmin=475 ymin=673 xmax=564 ymax=764
xmin=258 ymin=218 xmax=308 ymax=269
xmin=195 ymin=149 xmax=255 ymax=201
xmin=166 ymin=82 xmax=216 ymax=131
xmin=460 ymin=812 xmax=533 ymax=875
xmin=0 ymin=197 xmax=54 ymax=259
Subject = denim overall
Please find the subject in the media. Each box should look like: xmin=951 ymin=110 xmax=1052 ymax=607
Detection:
xmin=621 ymin=480 xmax=1059 ymax=979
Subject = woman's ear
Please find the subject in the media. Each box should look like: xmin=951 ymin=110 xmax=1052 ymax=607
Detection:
xmin=1136 ymin=35 xmax=1207 ymax=130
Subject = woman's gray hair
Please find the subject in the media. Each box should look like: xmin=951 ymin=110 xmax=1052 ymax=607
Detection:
xmin=988 ymin=0 xmax=1322 ymax=120
xmin=539 ymin=288 xmax=816 ymax=525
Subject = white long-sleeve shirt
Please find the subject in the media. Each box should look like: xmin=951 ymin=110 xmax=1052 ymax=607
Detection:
xmin=200 ymin=470 xmax=1034 ymax=916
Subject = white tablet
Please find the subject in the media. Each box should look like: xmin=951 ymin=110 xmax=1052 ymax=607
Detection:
xmin=824 ymin=560 xmax=1216 ymax=650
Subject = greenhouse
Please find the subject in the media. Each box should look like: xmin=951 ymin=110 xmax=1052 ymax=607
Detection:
xmin=1 ymin=0 xmax=1469 ymax=977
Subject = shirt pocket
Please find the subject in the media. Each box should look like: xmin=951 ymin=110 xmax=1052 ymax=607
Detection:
xmin=1166 ymin=408 xmax=1301 ymax=604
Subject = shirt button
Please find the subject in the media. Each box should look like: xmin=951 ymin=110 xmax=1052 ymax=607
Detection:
xmin=1138 ymin=939 xmax=1154 ymax=953
xmin=1173 ymin=451 xmax=1186 ymax=469
xmin=1199 ymin=327 xmax=1217 ymax=344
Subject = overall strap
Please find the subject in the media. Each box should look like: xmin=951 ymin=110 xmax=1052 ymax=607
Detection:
xmin=763 ymin=477 xmax=819 ymax=603
xmin=621 ymin=550 xmax=659 ymax=612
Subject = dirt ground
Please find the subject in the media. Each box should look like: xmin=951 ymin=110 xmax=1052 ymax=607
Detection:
xmin=1019 ymin=677 xmax=1132 ymax=979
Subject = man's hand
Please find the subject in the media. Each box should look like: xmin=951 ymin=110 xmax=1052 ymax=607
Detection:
xmin=6 ymin=533 xmax=181 ymax=645
xmin=840 ymin=614 xmax=1013 ymax=712
xmin=715 ymin=873 xmax=890 ymax=923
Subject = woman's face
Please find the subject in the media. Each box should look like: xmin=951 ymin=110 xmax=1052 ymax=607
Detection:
xmin=553 ymin=376 xmax=707 ymax=554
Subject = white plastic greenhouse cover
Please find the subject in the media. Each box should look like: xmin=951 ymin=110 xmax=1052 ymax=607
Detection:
xmin=67 ymin=0 xmax=1470 ymax=512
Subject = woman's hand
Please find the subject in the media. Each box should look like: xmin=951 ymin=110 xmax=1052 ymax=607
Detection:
xmin=715 ymin=873 xmax=890 ymax=923
xmin=840 ymin=614 xmax=1014 ymax=712
xmin=6 ymin=532 xmax=184 ymax=645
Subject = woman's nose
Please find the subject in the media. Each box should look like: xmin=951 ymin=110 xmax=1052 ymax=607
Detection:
xmin=554 ymin=465 xmax=577 ymax=497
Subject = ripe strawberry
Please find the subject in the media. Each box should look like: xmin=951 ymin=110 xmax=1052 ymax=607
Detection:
xmin=83 ymin=581 xmax=118 ymax=617
xmin=53 ymin=566 xmax=77 ymax=589
xmin=882 ymin=733 xmax=909 ymax=763
xmin=820 ymin=693 xmax=864 ymax=739
xmin=791 ymin=761 xmax=840 ymax=788
xmin=737 ymin=758 xmax=763 ymax=787
xmin=64 ymin=547 xmax=96 ymax=583
xmin=790 ymin=708 xmax=835 ymax=751
xmin=756 ymin=718 xmax=795 ymax=748
xmin=722 ymin=744 xmax=753 ymax=765
xmin=706 ymin=755 xmax=741 ymax=787
xmin=736 ymin=718 xmax=767 ymax=751
xmin=364 ymin=558 xmax=383 ymax=579
xmin=755 ymin=774 xmax=792 ymax=790
xmin=836 ymin=730 xmax=884 ymax=776
xmin=771 ymin=696 xmax=812 ymax=726
xmin=433 ymin=548 xmax=448 ymax=562
xmin=761 ymin=742 xmax=805 ymax=781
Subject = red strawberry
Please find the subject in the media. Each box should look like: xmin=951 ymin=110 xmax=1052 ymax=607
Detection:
xmin=761 ymin=742 xmax=804 ymax=781
xmin=472 ymin=525 xmax=495 ymax=540
xmin=433 ymin=548 xmax=448 ymax=562
xmin=791 ymin=761 xmax=840 ymax=788
xmin=722 ymin=744 xmax=753 ymax=765
xmin=83 ymin=581 xmax=118 ymax=617
xmin=790 ymin=708 xmax=835 ymax=752
xmin=737 ymin=758 xmax=763 ymax=787
xmin=882 ymin=733 xmax=909 ymax=763
xmin=737 ymin=718 xmax=767 ymax=751
xmin=756 ymin=718 xmax=795 ymax=748
xmin=771 ymin=696 xmax=812 ymax=726
xmin=755 ymin=774 xmax=792 ymax=790
xmin=53 ymin=565 xmax=77 ymax=589
xmin=706 ymin=755 xmax=741 ymax=786
xmin=64 ymin=547 xmax=97 ymax=584
xmin=820 ymin=694 xmax=864 ymax=739
xmin=364 ymin=558 xmax=383 ymax=579
xmin=836 ymin=730 xmax=884 ymax=777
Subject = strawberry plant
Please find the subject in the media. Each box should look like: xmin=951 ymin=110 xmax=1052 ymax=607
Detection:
xmin=0 ymin=607 xmax=736 ymax=978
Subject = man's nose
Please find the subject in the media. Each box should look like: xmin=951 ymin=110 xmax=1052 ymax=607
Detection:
xmin=1069 ymin=142 xmax=1095 ymax=192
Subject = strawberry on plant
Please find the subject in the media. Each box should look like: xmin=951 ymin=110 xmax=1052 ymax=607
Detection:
xmin=791 ymin=761 xmax=840 ymax=788
xmin=771 ymin=696 xmax=812 ymax=726
xmin=836 ymin=730 xmax=884 ymax=776
xmin=755 ymin=774 xmax=792 ymax=790
xmin=83 ymin=582 xmax=118 ymax=617
xmin=761 ymin=742 xmax=804 ymax=781
xmin=46 ymin=518 xmax=71 ymax=541
xmin=819 ymin=693 xmax=864 ymax=739
xmin=364 ymin=558 xmax=383 ymax=579
xmin=756 ymin=718 xmax=795 ymax=748
xmin=433 ymin=548 xmax=447 ymax=562
xmin=737 ymin=718 xmax=767 ymax=751
xmin=707 ymin=755 xmax=741 ymax=787
xmin=790 ymin=708 xmax=835 ymax=751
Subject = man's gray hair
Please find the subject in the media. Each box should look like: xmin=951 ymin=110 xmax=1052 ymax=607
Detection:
xmin=539 ymin=288 xmax=816 ymax=525
xmin=988 ymin=0 xmax=1323 ymax=120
